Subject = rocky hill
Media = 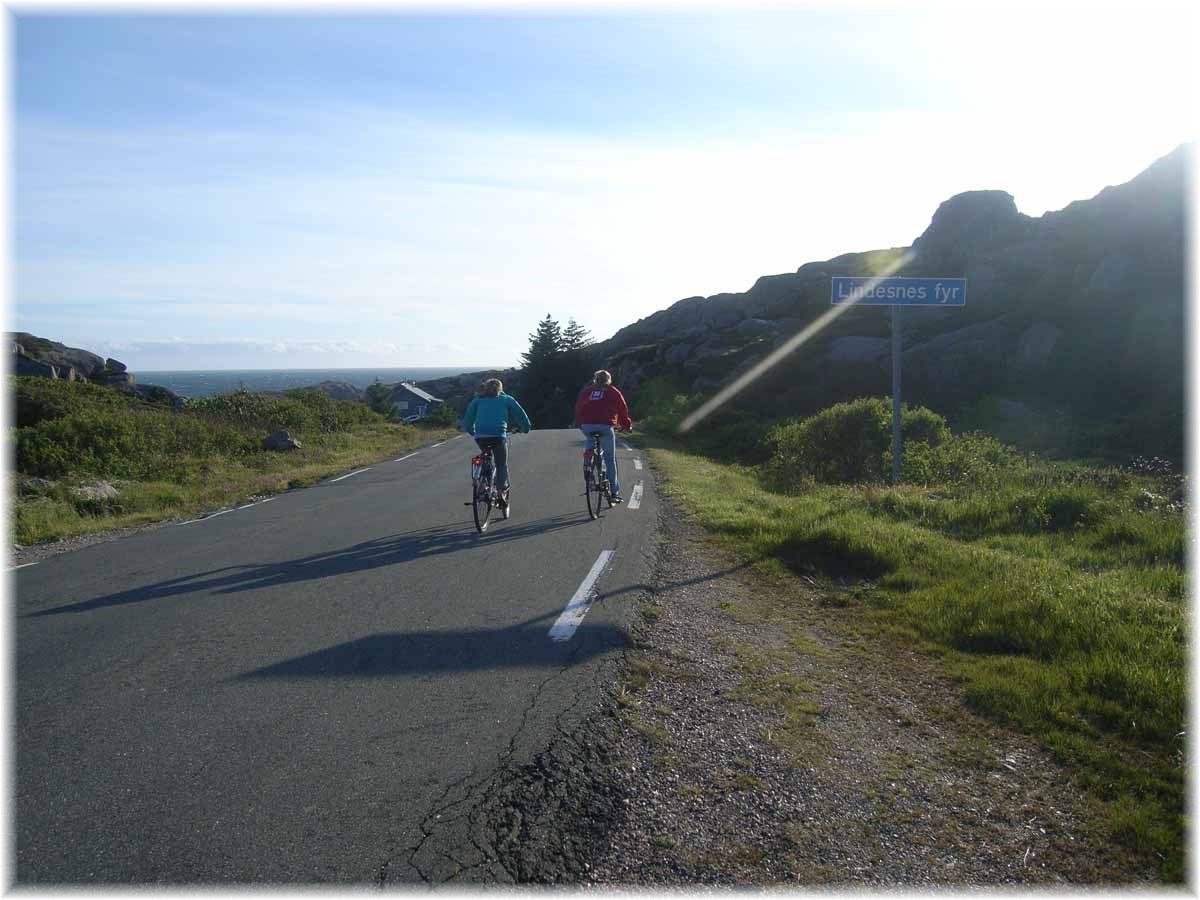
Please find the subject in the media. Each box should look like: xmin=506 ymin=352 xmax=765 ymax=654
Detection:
xmin=584 ymin=144 xmax=1188 ymax=461
xmin=9 ymin=332 xmax=185 ymax=406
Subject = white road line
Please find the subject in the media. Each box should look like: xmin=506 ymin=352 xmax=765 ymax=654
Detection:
xmin=549 ymin=550 xmax=616 ymax=643
xmin=177 ymin=508 xmax=237 ymax=526
xmin=394 ymin=452 xmax=419 ymax=462
xmin=430 ymin=442 xmax=445 ymax=448
xmin=236 ymin=498 xmax=275 ymax=510
xmin=619 ymin=440 xmax=633 ymax=451
xmin=329 ymin=467 xmax=371 ymax=483
xmin=628 ymin=480 xmax=645 ymax=510
xmin=10 ymin=562 xmax=38 ymax=571
xmin=452 ymin=434 xmax=464 ymax=440
xmin=633 ymin=458 xmax=643 ymax=470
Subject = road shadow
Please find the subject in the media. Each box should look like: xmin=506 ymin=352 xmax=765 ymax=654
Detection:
xmin=24 ymin=513 xmax=592 ymax=619
xmin=237 ymin=607 xmax=629 ymax=679
xmin=590 ymin=558 xmax=758 ymax=603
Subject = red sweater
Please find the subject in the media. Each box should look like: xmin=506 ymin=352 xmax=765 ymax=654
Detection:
xmin=574 ymin=384 xmax=632 ymax=431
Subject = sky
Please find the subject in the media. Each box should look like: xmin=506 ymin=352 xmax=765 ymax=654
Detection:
xmin=6 ymin=0 xmax=1196 ymax=371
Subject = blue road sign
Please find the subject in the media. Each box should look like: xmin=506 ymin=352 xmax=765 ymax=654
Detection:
xmin=831 ymin=276 xmax=966 ymax=306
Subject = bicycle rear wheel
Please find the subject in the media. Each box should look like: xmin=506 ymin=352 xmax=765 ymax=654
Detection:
xmin=473 ymin=471 xmax=494 ymax=532
xmin=585 ymin=462 xmax=604 ymax=519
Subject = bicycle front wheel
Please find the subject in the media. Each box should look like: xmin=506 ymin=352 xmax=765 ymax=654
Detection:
xmin=473 ymin=480 xmax=493 ymax=532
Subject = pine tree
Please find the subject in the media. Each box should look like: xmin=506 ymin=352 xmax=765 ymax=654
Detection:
xmin=521 ymin=315 xmax=564 ymax=368
xmin=561 ymin=318 xmax=592 ymax=352
xmin=519 ymin=315 xmax=578 ymax=427
xmin=365 ymin=379 xmax=392 ymax=416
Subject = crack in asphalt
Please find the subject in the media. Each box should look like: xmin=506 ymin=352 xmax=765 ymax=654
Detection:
xmin=377 ymin=764 xmax=481 ymax=885
xmin=378 ymin=653 xmax=578 ymax=885
xmin=378 ymin=526 xmax=651 ymax=886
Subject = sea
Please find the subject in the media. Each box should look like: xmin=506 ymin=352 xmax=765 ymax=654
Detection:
xmin=136 ymin=367 xmax=478 ymax=399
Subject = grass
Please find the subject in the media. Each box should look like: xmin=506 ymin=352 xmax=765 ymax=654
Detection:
xmin=11 ymin=376 xmax=459 ymax=545
xmin=640 ymin=436 xmax=1186 ymax=881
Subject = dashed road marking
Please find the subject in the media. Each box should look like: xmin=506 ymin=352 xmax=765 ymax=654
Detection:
xmin=10 ymin=562 xmax=39 ymax=571
xmin=394 ymin=452 xmax=419 ymax=462
xmin=548 ymin=550 xmax=615 ymax=643
xmin=329 ymin=468 xmax=371 ymax=483
xmin=430 ymin=442 xmax=445 ymax=448
xmin=633 ymin=458 xmax=643 ymax=470
xmin=618 ymin=440 xmax=633 ymax=451
xmin=628 ymin=481 xmax=644 ymax=510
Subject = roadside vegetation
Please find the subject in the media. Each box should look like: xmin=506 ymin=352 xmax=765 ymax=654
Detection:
xmin=11 ymin=376 xmax=458 ymax=546
xmin=631 ymin=383 xmax=1186 ymax=880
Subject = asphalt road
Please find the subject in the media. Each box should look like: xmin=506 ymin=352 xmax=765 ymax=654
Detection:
xmin=14 ymin=428 xmax=658 ymax=884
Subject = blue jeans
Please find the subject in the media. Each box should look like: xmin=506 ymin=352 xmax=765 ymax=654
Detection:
xmin=580 ymin=425 xmax=620 ymax=496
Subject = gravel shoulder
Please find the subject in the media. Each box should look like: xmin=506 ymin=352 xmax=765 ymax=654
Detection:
xmin=13 ymin=518 xmax=180 ymax=568
xmin=566 ymin=496 xmax=1161 ymax=886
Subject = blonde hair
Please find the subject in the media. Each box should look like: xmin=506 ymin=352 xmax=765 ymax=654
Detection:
xmin=593 ymin=370 xmax=612 ymax=385
xmin=482 ymin=378 xmax=503 ymax=397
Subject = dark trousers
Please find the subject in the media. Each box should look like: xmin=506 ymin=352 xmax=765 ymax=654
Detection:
xmin=474 ymin=436 xmax=510 ymax=489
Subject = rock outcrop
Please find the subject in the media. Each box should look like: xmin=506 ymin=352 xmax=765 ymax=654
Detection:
xmin=10 ymin=332 xmax=183 ymax=407
xmin=12 ymin=332 xmax=107 ymax=381
xmin=584 ymin=143 xmax=1188 ymax=458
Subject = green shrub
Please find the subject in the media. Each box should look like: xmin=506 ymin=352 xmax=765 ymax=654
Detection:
xmin=424 ymin=403 xmax=459 ymax=427
xmin=184 ymin=388 xmax=380 ymax=435
xmin=923 ymin=431 xmax=1023 ymax=485
xmin=14 ymin=376 xmax=139 ymax=428
xmin=16 ymin=408 xmax=251 ymax=478
xmin=632 ymin=376 xmax=692 ymax=434
xmin=764 ymin=397 xmax=950 ymax=487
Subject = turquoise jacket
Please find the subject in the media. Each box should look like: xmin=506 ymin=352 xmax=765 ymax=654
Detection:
xmin=462 ymin=392 xmax=532 ymax=437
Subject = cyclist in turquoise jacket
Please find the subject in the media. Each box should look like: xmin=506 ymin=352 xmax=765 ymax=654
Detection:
xmin=462 ymin=378 xmax=532 ymax=509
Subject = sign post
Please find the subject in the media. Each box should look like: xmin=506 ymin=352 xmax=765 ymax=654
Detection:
xmin=831 ymin=276 xmax=966 ymax=484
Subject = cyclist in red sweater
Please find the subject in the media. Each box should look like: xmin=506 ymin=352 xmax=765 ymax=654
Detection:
xmin=574 ymin=369 xmax=633 ymax=503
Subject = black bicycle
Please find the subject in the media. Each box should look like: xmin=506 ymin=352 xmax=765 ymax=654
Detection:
xmin=583 ymin=431 xmax=614 ymax=519
xmin=469 ymin=446 xmax=509 ymax=533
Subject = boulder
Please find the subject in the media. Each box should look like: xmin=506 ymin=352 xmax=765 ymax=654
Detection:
xmin=662 ymin=343 xmax=695 ymax=367
xmin=131 ymin=383 xmax=186 ymax=409
xmin=903 ymin=319 xmax=1021 ymax=390
xmin=1087 ymin=252 xmax=1137 ymax=295
xmin=828 ymin=336 xmax=890 ymax=368
xmin=14 ymin=355 xmax=61 ymax=379
xmin=17 ymin=477 xmax=56 ymax=497
xmin=734 ymin=317 xmax=778 ymax=338
xmin=71 ymin=480 xmax=120 ymax=503
xmin=262 ymin=430 xmax=302 ymax=452
xmin=1015 ymin=322 xmax=1062 ymax=375
xmin=911 ymin=190 xmax=1030 ymax=268
xmin=104 ymin=358 xmax=128 ymax=374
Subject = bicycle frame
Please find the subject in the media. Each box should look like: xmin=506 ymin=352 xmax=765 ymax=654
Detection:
xmin=472 ymin=448 xmax=496 ymax=496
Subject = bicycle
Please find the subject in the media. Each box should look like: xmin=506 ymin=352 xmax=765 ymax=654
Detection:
xmin=468 ymin=446 xmax=510 ymax=533
xmin=583 ymin=431 xmax=614 ymax=519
